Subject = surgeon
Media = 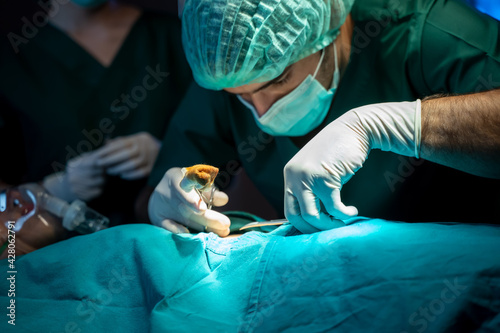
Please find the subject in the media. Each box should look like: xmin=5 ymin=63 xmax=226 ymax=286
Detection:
xmin=0 ymin=0 xmax=192 ymax=224
xmin=148 ymin=0 xmax=500 ymax=236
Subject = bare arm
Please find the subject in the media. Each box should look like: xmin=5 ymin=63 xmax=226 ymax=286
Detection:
xmin=421 ymin=89 xmax=500 ymax=179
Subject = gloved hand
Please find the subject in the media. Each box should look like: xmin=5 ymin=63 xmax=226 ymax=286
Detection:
xmin=43 ymin=151 xmax=105 ymax=202
xmin=95 ymin=132 xmax=161 ymax=180
xmin=148 ymin=167 xmax=231 ymax=236
xmin=284 ymin=100 xmax=421 ymax=233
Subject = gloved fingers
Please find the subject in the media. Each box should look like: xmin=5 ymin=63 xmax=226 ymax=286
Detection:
xmin=177 ymin=202 xmax=231 ymax=235
xmin=321 ymin=189 xmax=358 ymax=220
xmin=159 ymin=218 xmax=190 ymax=234
xmin=97 ymin=148 xmax=136 ymax=168
xmin=201 ymin=189 xmax=229 ymax=207
xmin=105 ymin=158 xmax=143 ymax=176
xmin=172 ymin=169 xmax=208 ymax=213
xmin=284 ymin=190 xmax=322 ymax=234
xmin=120 ymin=166 xmax=151 ymax=180
xmin=66 ymin=170 xmax=105 ymax=186
xmin=178 ymin=202 xmax=230 ymax=228
xmin=97 ymin=150 xmax=134 ymax=168
xmin=297 ymin=190 xmax=343 ymax=231
xmin=179 ymin=176 xmax=196 ymax=192
xmin=287 ymin=211 xmax=322 ymax=234
xmin=71 ymin=179 xmax=104 ymax=192
xmin=205 ymin=225 xmax=230 ymax=237
xmin=67 ymin=152 xmax=101 ymax=170
xmin=295 ymin=190 xmax=321 ymax=223
xmin=177 ymin=188 xmax=208 ymax=213
xmin=159 ymin=167 xmax=208 ymax=218
xmin=67 ymin=168 xmax=104 ymax=179
xmin=203 ymin=209 xmax=231 ymax=231
xmin=73 ymin=186 xmax=103 ymax=201
xmin=197 ymin=209 xmax=231 ymax=237
xmin=67 ymin=157 xmax=104 ymax=176
xmin=94 ymin=137 xmax=130 ymax=157
xmin=42 ymin=172 xmax=78 ymax=202
xmin=68 ymin=174 xmax=105 ymax=187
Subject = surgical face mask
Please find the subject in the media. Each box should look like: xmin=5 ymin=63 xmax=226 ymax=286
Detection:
xmin=70 ymin=0 xmax=108 ymax=8
xmin=238 ymin=44 xmax=340 ymax=137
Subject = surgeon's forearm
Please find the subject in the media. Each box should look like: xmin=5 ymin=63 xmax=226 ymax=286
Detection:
xmin=420 ymin=89 xmax=500 ymax=178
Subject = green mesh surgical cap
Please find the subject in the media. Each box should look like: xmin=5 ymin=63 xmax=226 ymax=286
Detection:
xmin=182 ymin=0 xmax=355 ymax=90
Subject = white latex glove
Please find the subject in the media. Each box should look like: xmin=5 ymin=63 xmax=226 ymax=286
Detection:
xmin=148 ymin=167 xmax=231 ymax=236
xmin=284 ymin=100 xmax=421 ymax=233
xmin=95 ymin=132 xmax=161 ymax=180
xmin=43 ymin=151 xmax=105 ymax=202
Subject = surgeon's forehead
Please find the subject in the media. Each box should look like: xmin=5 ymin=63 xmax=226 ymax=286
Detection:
xmin=224 ymin=81 xmax=266 ymax=95
xmin=224 ymin=65 xmax=293 ymax=95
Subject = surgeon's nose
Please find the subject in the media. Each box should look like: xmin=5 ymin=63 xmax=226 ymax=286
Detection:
xmin=241 ymin=94 xmax=278 ymax=117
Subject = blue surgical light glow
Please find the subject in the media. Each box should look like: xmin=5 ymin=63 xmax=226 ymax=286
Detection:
xmin=466 ymin=0 xmax=500 ymax=21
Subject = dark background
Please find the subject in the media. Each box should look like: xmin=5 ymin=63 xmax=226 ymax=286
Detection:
xmin=0 ymin=0 xmax=179 ymax=37
xmin=1 ymin=0 xmax=499 ymax=45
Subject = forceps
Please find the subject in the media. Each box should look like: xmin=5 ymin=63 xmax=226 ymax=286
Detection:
xmin=239 ymin=219 xmax=290 ymax=230
xmin=194 ymin=185 xmax=217 ymax=210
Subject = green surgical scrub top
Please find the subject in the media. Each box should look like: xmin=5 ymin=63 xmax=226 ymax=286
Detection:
xmin=150 ymin=0 xmax=500 ymax=223
xmin=0 ymin=12 xmax=192 ymax=224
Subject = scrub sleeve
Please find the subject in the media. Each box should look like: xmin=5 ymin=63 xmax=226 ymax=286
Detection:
xmin=335 ymin=0 xmax=500 ymax=222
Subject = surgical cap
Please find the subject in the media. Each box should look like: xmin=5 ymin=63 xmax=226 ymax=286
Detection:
xmin=182 ymin=0 xmax=355 ymax=90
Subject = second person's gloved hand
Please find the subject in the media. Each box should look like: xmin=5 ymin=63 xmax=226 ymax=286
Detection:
xmin=43 ymin=151 xmax=105 ymax=202
xmin=148 ymin=167 xmax=231 ymax=236
xmin=95 ymin=131 xmax=161 ymax=180
xmin=284 ymin=100 xmax=421 ymax=234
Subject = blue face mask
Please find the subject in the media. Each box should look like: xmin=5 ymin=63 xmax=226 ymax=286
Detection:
xmin=238 ymin=44 xmax=339 ymax=137
xmin=71 ymin=0 xmax=108 ymax=8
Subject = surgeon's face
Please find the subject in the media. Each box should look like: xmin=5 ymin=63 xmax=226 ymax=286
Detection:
xmin=225 ymin=14 xmax=354 ymax=117
xmin=224 ymin=48 xmax=335 ymax=117
xmin=0 ymin=188 xmax=66 ymax=259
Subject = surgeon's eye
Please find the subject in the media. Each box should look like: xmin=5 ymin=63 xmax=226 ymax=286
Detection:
xmin=274 ymin=74 xmax=290 ymax=86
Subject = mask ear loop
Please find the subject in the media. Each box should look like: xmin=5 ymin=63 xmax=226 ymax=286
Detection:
xmin=312 ymin=48 xmax=327 ymax=80
xmin=331 ymin=43 xmax=340 ymax=90
xmin=312 ymin=42 xmax=339 ymax=90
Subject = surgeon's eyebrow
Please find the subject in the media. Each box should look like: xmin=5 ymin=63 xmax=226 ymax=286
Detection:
xmin=251 ymin=66 xmax=293 ymax=94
